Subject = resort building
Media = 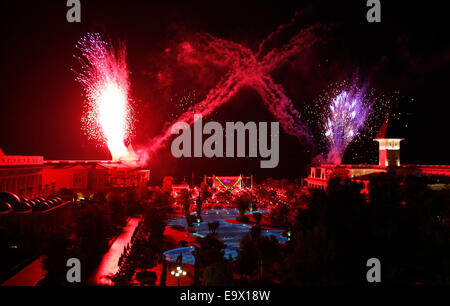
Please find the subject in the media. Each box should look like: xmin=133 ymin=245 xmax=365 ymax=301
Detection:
xmin=0 ymin=148 xmax=44 ymax=198
xmin=0 ymin=147 xmax=150 ymax=203
xmin=43 ymin=160 xmax=150 ymax=198
xmin=305 ymin=115 xmax=450 ymax=193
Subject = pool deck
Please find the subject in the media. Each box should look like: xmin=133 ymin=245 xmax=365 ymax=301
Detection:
xmin=223 ymin=213 xmax=285 ymax=231
xmin=165 ymin=226 xmax=198 ymax=245
xmin=163 ymin=208 xmax=287 ymax=266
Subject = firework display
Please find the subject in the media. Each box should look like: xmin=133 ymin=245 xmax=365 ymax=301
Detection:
xmin=74 ymin=33 xmax=136 ymax=161
xmin=1 ymin=0 xmax=449 ymax=291
xmin=324 ymin=90 xmax=370 ymax=164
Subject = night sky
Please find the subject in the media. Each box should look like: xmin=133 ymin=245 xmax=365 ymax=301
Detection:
xmin=1 ymin=0 xmax=449 ymax=183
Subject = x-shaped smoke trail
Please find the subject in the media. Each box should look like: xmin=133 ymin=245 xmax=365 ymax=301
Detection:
xmin=144 ymin=19 xmax=329 ymax=159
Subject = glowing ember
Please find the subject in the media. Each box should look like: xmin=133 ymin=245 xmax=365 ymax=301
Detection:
xmin=74 ymin=33 xmax=136 ymax=161
xmin=325 ymin=89 xmax=370 ymax=164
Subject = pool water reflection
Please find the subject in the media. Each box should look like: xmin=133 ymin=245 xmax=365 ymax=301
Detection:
xmin=163 ymin=208 xmax=287 ymax=265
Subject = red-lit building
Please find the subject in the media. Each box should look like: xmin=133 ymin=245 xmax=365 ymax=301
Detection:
xmin=0 ymin=148 xmax=44 ymax=198
xmin=1 ymin=148 xmax=150 ymax=199
xmin=0 ymin=149 xmax=72 ymax=249
xmin=0 ymin=148 xmax=150 ymax=257
xmin=43 ymin=160 xmax=150 ymax=198
xmin=204 ymin=175 xmax=253 ymax=190
xmin=305 ymin=116 xmax=450 ymax=193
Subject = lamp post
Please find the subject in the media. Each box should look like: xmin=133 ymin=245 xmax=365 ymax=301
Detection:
xmin=170 ymin=265 xmax=187 ymax=286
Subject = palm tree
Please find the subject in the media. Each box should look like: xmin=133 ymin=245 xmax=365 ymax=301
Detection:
xmin=234 ymin=192 xmax=251 ymax=222
xmin=253 ymin=212 xmax=262 ymax=225
xmin=178 ymin=189 xmax=192 ymax=215
xmin=208 ymin=221 xmax=220 ymax=234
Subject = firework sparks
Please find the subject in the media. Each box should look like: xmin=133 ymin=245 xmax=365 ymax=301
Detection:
xmin=74 ymin=33 xmax=136 ymax=162
xmin=305 ymin=78 xmax=403 ymax=165
xmin=324 ymin=88 xmax=370 ymax=164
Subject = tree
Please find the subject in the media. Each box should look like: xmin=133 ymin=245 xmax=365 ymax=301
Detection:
xmin=197 ymin=182 xmax=212 ymax=212
xmin=285 ymin=183 xmax=297 ymax=203
xmin=58 ymin=188 xmax=75 ymax=202
xmin=143 ymin=206 xmax=167 ymax=250
xmin=125 ymin=190 xmax=141 ymax=215
xmin=268 ymin=202 xmax=291 ymax=227
xmin=208 ymin=221 xmax=220 ymax=234
xmin=253 ymin=212 xmax=262 ymax=225
xmin=234 ymin=192 xmax=251 ymax=222
xmin=72 ymin=204 xmax=113 ymax=266
xmin=41 ymin=228 xmax=81 ymax=285
xmin=235 ymin=233 xmax=259 ymax=276
xmin=202 ymin=261 xmax=233 ymax=286
xmin=178 ymin=189 xmax=192 ymax=215
xmin=90 ymin=192 xmax=106 ymax=204
xmin=280 ymin=179 xmax=289 ymax=190
xmin=186 ymin=214 xmax=197 ymax=233
xmin=282 ymin=174 xmax=450 ymax=285
xmin=215 ymin=190 xmax=232 ymax=203
xmin=367 ymin=173 xmax=450 ymax=284
xmin=107 ymin=192 xmax=127 ymax=227
xmin=147 ymin=189 xmax=173 ymax=219
xmin=235 ymin=225 xmax=280 ymax=279
xmin=161 ymin=176 xmax=175 ymax=195
xmin=193 ymin=234 xmax=226 ymax=268
xmin=142 ymin=189 xmax=174 ymax=250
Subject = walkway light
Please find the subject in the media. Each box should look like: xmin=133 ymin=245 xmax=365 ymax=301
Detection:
xmin=171 ymin=265 xmax=187 ymax=286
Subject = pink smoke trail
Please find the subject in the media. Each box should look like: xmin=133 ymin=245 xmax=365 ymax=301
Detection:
xmin=144 ymin=21 xmax=329 ymax=159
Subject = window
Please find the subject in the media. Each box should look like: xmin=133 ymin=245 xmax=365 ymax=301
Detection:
xmin=315 ymin=168 xmax=321 ymax=179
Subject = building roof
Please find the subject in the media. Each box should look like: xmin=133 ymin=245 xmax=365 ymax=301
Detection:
xmin=374 ymin=115 xmax=404 ymax=140
xmin=0 ymin=151 xmax=44 ymax=166
xmin=44 ymin=160 xmax=143 ymax=171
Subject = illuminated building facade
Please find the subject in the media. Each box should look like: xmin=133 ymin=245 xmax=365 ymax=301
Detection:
xmin=0 ymin=148 xmax=150 ymax=199
xmin=0 ymin=151 xmax=149 ymax=252
xmin=0 ymin=148 xmax=44 ymax=198
xmin=43 ymin=160 xmax=150 ymax=198
xmin=0 ymin=150 xmax=72 ymax=250
xmin=204 ymin=175 xmax=253 ymax=190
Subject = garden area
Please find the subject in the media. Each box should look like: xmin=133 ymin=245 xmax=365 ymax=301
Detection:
xmin=37 ymin=173 xmax=450 ymax=286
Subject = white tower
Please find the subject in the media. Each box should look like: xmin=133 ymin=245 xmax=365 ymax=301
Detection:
xmin=374 ymin=115 xmax=404 ymax=167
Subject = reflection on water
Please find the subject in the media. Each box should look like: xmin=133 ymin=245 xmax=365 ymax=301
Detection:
xmin=164 ymin=208 xmax=287 ymax=265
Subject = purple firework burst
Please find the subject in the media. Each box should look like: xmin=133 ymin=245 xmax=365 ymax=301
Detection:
xmin=325 ymin=90 xmax=370 ymax=164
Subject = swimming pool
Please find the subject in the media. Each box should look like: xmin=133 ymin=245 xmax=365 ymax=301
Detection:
xmin=163 ymin=208 xmax=287 ymax=265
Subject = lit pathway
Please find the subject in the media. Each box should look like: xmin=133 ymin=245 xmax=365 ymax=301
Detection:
xmin=1 ymin=256 xmax=46 ymax=286
xmin=90 ymin=217 xmax=140 ymax=285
